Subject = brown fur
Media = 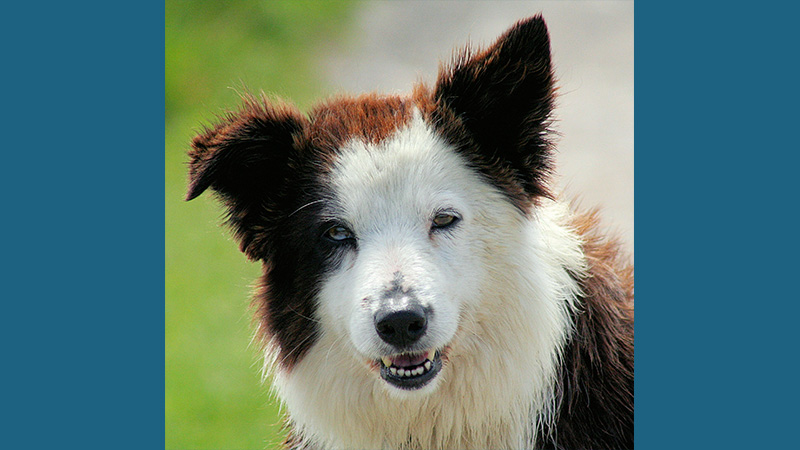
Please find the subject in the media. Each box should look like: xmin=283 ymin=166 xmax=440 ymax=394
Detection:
xmin=538 ymin=209 xmax=634 ymax=449
xmin=306 ymin=94 xmax=413 ymax=152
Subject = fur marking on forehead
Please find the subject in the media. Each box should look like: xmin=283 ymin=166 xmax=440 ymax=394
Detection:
xmin=330 ymin=109 xmax=454 ymax=186
xmin=326 ymin=109 xmax=483 ymax=234
xmin=305 ymin=94 xmax=414 ymax=153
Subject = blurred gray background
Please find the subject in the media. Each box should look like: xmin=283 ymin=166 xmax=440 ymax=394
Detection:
xmin=322 ymin=1 xmax=634 ymax=257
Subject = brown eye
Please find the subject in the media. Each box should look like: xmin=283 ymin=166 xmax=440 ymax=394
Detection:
xmin=431 ymin=212 xmax=460 ymax=230
xmin=325 ymin=225 xmax=354 ymax=242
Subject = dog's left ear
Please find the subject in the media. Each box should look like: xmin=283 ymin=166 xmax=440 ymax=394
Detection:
xmin=432 ymin=15 xmax=556 ymax=202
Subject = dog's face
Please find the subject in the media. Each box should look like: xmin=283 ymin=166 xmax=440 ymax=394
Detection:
xmin=187 ymin=16 xmax=555 ymax=396
xmin=317 ymin=112 xmax=509 ymax=393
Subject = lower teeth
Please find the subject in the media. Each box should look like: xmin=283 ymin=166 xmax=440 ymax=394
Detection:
xmin=386 ymin=360 xmax=431 ymax=378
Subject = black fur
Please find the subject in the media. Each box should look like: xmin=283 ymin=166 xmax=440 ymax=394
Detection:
xmin=430 ymin=15 xmax=556 ymax=212
xmin=187 ymin=95 xmax=332 ymax=369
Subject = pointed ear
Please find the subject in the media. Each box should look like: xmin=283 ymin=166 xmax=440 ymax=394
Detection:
xmin=433 ymin=15 xmax=556 ymax=202
xmin=186 ymin=95 xmax=307 ymax=259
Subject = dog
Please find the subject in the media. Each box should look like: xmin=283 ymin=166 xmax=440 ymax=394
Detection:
xmin=186 ymin=15 xmax=633 ymax=450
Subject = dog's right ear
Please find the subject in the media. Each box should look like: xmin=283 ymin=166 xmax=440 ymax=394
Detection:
xmin=186 ymin=95 xmax=307 ymax=202
xmin=186 ymin=95 xmax=308 ymax=259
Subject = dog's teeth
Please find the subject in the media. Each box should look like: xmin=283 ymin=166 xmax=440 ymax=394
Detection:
xmin=383 ymin=354 xmax=436 ymax=379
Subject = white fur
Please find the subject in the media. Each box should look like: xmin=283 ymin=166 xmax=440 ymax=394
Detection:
xmin=266 ymin=112 xmax=587 ymax=449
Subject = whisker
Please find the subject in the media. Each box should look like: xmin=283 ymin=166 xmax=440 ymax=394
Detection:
xmin=286 ymin=304 xmax=321 ymax=324
xmin=277 ymin=332 xmax=317 ymax=367
xmin=288 ymin=199 xmax=325 ymax=217
xmin=323 ymin=333 xmax=349 ymax=365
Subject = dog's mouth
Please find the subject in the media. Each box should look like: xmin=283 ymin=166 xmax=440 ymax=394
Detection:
xmin=377 ymin=349 xmax=443 ymax=390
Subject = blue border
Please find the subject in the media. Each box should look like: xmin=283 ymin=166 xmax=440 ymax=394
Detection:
xmin=6 ymin=3 xmax=163 ymax=448
xmin=7 ymin=1 xmax=796 ymax=449
xmin=637 ymin=3 xmax=795 ymax=449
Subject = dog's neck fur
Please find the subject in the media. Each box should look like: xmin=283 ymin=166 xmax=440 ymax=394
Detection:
xmin=269 ymin=200 xmax=585 ymax=450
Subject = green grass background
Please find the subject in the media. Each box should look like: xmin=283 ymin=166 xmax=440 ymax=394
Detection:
xmin=165 ymin=1 xmax=355 ymax=448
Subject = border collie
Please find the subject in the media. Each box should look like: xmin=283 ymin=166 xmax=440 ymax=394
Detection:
xmin=186 ymin=15 xmax=633 ymax=449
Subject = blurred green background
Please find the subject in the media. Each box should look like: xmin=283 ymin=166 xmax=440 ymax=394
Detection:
xmin=165 ymin=1 xmax=354 ymax=448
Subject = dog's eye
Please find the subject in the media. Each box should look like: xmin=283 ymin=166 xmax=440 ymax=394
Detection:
xmin=431 ymin=212 xmax=460 ymax=230
xmin=324 ymin=225 xmax=354 ymax=242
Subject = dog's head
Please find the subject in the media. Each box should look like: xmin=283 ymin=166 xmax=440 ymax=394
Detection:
xmin=186 ymin=16 xmax=555 ymax=395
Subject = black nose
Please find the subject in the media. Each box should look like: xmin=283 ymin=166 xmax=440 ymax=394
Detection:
xmin=375 ymin=305 xmax=428 ymax=348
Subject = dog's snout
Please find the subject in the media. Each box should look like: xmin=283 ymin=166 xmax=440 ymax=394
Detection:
xmin=375 ymin=304 xmax=428 ymax=348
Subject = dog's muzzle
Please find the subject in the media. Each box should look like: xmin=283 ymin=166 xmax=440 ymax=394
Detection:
xmin=372 ymin=303 xmax=442 ymax=389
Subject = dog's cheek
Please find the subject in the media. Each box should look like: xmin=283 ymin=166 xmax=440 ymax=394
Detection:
xmin=435 ymin=228 xmax=487 ymax=311
xmin=316 ymin=259 xmax=374 ymax=354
